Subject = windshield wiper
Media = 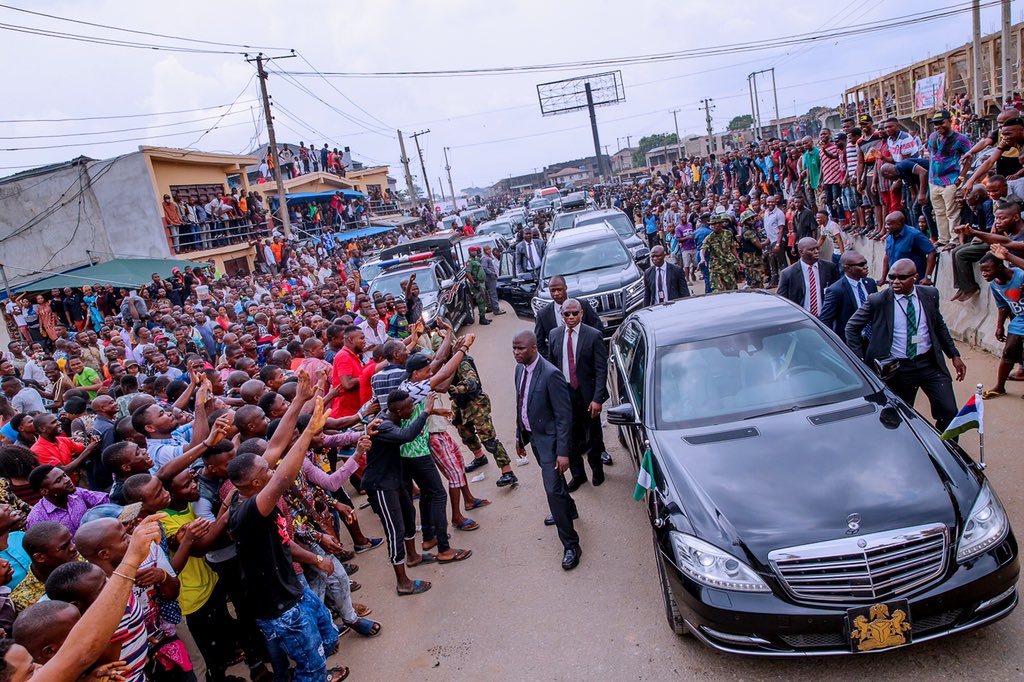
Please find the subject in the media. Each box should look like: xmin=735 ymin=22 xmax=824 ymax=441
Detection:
xmin=743 ymin=405 xmax=804 ymax=420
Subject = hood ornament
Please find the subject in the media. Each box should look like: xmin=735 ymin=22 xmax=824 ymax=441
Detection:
xmin=846 ymin=513 xmax=861 ymax=535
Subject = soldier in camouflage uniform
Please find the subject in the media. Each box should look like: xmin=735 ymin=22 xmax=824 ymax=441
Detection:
xmin=703 ymin=213 xmax=742 ymax=292
xmin=449 ymin=354 xmax=519 ymax=488
xmin=738 ymin=209 xmax=766 ymax=288
xmin=464 ymin=246 xmax=491 ymax=326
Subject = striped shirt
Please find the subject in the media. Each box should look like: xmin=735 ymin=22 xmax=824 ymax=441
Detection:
xmin=844 ymin=143 xmax=859 ymax=176
xmin=820 ymin=144 xmax=845 ymax=184
xmin=111 ymin=591 xmax=150 ymax=681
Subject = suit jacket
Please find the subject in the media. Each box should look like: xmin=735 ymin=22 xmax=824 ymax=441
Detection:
xmin=820 ymin=276 xmax=878 ymax=337
xmin=515 ymin=239 xmax=546 ymax=274
xmin=777 ymin=259 xmax=838 ymax=309
xmin=535 ymin=299 xmax=603 ymax=360
xmin=643 ymin=263 xmax=691 ymax=307
xmin=548 ymin=323 xmax=609 ymax=406
xmin=515 ymin=356 xmax=572 ymax=459
xmin=845 ymin=285 xmax=960 ymax=377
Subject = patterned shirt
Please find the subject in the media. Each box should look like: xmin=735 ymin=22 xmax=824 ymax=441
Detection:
xmin=25 ymin=488 xmax=110 ymax=536
xmin=111 ymin=591 xmax=150 ymax=682
xmin=926 ymin=130 xmax=972 ymax=186
xmin=399 ymin=402 xmax=431 ymax=459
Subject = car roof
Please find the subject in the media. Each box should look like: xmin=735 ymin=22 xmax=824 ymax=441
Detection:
xmin=547 ymin=222 xmax=618 ymax=247
xmin=628 ymin=291 xmax=809 ymax=346
xmin=373 ymin=261 xmax=435 ymax=278
xmin=575 ymin=208 xmax=627 ymax=221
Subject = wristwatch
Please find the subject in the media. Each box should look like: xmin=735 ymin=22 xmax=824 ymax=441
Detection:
xmin=315 ymin=555 xmax=323 ymax=566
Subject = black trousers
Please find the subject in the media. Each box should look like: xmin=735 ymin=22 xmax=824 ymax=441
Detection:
xmin=525 ymin=431 xmax=579 ymax=551
xmin=402 ymin=455 xmax=450 ymax=552
xmin=568 ymin=388 xmax=603 ymax=482
xmin=366 ymin=486 xmax=416 ymax=565
xmin=184 ymin=582 xmax=238 ymax=679
xmin=886 ymin=355 xmax=958 ymax=432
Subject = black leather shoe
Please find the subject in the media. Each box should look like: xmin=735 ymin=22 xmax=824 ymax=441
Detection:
xmin=600 ymin=451 xmax=613 ymax=466
xmin=464 ymin=456 xmax=487 ymax=473
xmin=495 ymin=472 xmax=518 ymax=488
xmin=479 ymin=318 xmax=491 ymax=325
xmin=591 ymin=470 xmax=605 ymax=487
xmin=544 ymin=510 xmax=578 ymax=526
xmin=566 ymin=477 xmax=587 ymax=493
xmin=562 ymin=546 xmax=582 ymax=570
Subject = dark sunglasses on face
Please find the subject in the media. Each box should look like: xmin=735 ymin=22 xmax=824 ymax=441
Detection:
xmin=887 ymin=273 xmax=915 ymax=281
xmin=562 ymin=310 xmax=582 ymax=317
xmin=848 ymin=261 xmax=868 ymax=267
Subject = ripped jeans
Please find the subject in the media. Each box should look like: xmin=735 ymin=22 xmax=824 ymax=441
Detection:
xmin=255 ymin=586 xmax=339 ymax=682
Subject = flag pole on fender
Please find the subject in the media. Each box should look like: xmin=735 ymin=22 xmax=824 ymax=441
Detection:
xmin=939 ymin=384 xmax=985 ymax=468
xmin=976 ymin=383 xmax=986 ymax=469
xmin=634 ymin=449 xmax=654 ymax=501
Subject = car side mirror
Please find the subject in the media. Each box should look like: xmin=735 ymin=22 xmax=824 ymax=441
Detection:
xmin=441 ymin=278 xmax=455 ymax=289
xmin=606 ymin=402 xmax=639 ymax=426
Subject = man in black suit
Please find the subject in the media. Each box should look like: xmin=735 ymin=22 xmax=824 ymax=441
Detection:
xmin=515 ymin=228 xmax=546 ymax=276
xmin=846 ymin=258 xmax=967 ymax=432
xmin=777 ymin=237 xmax=838 ymax=317
xmin=820 ymin=250 xmax=878 ymax=349
xmin=643 ymin=245 xmax=690 ymax=307
xmin=548 ymin=298 xmax=608 ymax=493
xmin=535 ymin=275 xmax=603 ymax=361
xmin=513 ymin=329 xmax=581 ymax=570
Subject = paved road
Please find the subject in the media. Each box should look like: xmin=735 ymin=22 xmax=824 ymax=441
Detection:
xmin=333 ymin=301 xmax=1022 ymax=680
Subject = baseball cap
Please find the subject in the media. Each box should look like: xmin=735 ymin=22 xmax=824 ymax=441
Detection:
xmin=468 ymin=246 xmax=481 ymax=254
xmin=405 ymin=352 xmax=432 ymax=376
xmin=930 ymin=109 xmax=953 ymax=123
xmin=835 ymin=132 xmax=848 ymax=141
xmin=858 ymin=114 xmax=873 ymax=124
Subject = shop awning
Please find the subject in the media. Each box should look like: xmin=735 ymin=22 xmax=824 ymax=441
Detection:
xmin=11 ymin=257 xmax=196 ymax=294
xmin=322 ymin=225 xmax=397 ymax=240
xmin=284 ymin=190 xmax=367 ymax=205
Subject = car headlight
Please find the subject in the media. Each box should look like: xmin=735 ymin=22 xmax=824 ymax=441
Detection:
xmin=670 ymin=532 xmax=771 ymax=592
xmin=956 ymin=482 xmax=1009 ymax=562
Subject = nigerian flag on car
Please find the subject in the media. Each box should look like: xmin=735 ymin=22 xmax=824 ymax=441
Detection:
xmin=633 ymin=449 xmax=655 ymax=501
xmin=940 ymin=392 xmax=984 ymax=441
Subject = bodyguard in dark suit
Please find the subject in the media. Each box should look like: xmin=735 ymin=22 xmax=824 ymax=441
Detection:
xmin=535 ymin=275 xmax=603 ymax=361
xmin=643 ymin=245 xmax=690 ymax=307
xmin=777 ymin=237 xmax=838 ymax=317
xmin=548 ymin=299 xmax=608 ymax=492
xmin=513 ymin=329 xmax=581 ymax=570
xmin=820 ymin=250 xmax=878 ymax=345
xmin=515 ymin=229 xmax=546 ymax=276
xmin=845 ymin=258 xmax=967 ymax=432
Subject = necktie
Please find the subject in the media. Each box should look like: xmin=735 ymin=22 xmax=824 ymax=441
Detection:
xmin=856 ymin=282 xmax=872 ymax=339
xmin=527 ymin=243 xmax=536 ymax=270
xmin=808 ymin=265 xmax=818 ymax=316
xmin=516 ymin=368 xmax=529 ymax=433
xmin=657 ymin=268 xmax=665 ymax=303
xmin=567 ymin=329 xmax=579 ymax=390
xmin=905 ymin=296 xmax=918 ymax=359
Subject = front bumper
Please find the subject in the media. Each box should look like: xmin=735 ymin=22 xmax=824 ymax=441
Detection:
xmin=666 ymin=537 xmax=1019 ymax=656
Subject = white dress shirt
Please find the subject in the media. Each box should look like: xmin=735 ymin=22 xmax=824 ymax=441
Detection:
xmin=553 ymin=300 xmax=564 ymax=328
xmin=518 ymin=355 xmax=540 ymax=431
xmin=525 ymin=241 xmax=539 ymax=270
xmin=891 ymin=289 xmax=931 ymax=359
xmin=560 ymin=325 xmax=581 ymax=381
xmin=801 ymin=262 xmax=823 ymax=315
xmin=846 ymin=276 xmax=868 ymax=305
xmin=652 ymin=264 xmax=668 ymax=303
xmin=763 ymin=207 xmax=786 ymax=243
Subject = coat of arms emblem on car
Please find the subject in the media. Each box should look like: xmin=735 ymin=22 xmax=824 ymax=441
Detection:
xmin=850 ymin=604 xmax=911 ymax=651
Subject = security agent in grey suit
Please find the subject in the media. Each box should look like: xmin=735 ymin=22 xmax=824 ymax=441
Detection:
xmin=845 ymin=258 xmax=967 ymax=432
xmin=512 ymin=329 xmax=581 ymax=570
xmin=515 ymin=228 xmax=546 ymax=276
xmin=777 ymin=237 xmax=838 ymax=315
xmin=548 ymin=299 xmax=608 ymax=493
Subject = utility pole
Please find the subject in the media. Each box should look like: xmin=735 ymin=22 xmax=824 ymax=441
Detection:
xmin=410 ymin=130 xmax=434 ymax=214
xmin=584 ymin=83 xmax=607 ymax=178
xmin=972 ymin=0 xmax=983 ymax=114
xmin=670 ymin=109 xmax=682 ymax=162
xmin=444 ymin=147 xmax=457 ymax=213
xmin=770 ymin=67 xmax=782 ymax=140
xmin=751 ymin=75 xmax=763 ymax=138
xmin=747 ymin=74 xmax=758 ymax=140
xmin=700 ymin=99 xmax=715 ymax=154
xmin=1000 ymin=0 xmax=1012 ymax=104
xmin=248 ymin=52 xmax=296 ymax=237
xmin=397 ymin=130 xmax=418 ymax=205
xmin=625 ymin=135 xmax=632 ymax=149
xmin=438 ymin=178 xmax=446 ymax=204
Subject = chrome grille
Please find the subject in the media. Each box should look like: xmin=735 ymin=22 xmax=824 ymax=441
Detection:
xmin=768 ymin=524 xmax=947 ymax=604
xmin=585 ymin=291 xmax=621 ymax=314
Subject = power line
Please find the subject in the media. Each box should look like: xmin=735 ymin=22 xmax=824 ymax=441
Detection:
xmin=295 ymin=52 xmax=394 ymax=130
xmin=0 ymin=120 xmax=251 ymax=152
xmin=0 ymin=20 xmax=254 ymax=55
xmin=0 ymin=3 xmax=292 ymax=51
xmin=0 ymin=100 xmax=261 ymax=124
xmin=0 ymin=107 xmax=254 ymax=140
xmin=178 ymin=74 xmax=257 ymax=150
xmin=281 ymin=1 xmax=992 ymax=78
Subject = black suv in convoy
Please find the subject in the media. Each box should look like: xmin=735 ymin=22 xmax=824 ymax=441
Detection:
xmin=608 ymin=291 xmax=1018 ymax=656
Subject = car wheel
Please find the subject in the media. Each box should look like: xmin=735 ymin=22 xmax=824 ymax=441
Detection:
xmin=654 ymin=535 xmax=689 ymax=637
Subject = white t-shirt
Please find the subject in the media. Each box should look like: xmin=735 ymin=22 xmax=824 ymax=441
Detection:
xmin=5 ymin=301 xmax=25 ymax=326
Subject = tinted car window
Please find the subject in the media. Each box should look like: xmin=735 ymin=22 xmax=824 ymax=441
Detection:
xmin=541 ymin=237 xmax=630 ymax=278
xmin=370 ymin=268 xmax=438 ymax=298
xmin=628 ymin=334 xmax=647 ymax=415
xmin=655 ymin=321 xmax=871 ymax=429
xmin=576 ymin=213 xmax=634 ymax=239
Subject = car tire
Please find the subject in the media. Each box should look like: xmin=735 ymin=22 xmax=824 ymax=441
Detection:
xmin=654 ymin=535 xmax=689 ymax=637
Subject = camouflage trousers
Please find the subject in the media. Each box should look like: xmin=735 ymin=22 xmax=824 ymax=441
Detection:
xmin=452 ymin=394 xmax=510 ymax=468
xmin=742 ymin=252 xmax=766 ymax=288
xmin=710 ymin=264 xmax=738 ymax=292
xmin=470 ymin=284 xmax=487 ymax=317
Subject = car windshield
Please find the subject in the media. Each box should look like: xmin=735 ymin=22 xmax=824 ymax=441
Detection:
xmin=360 ymin=262 xmax=382 ymax=282
xmin=370 ymin=268 xmax=438 ymax=297
xmin=551 ymin=213 xmax=578 ymax=232
xmin=529 ymin=199 xmax=550 ymax=209
xmin=654 ymin=321 xmax=871 ymax=429
xmin=541 ymin=237 xmax=630 ymax=278
xmin=576 ymin=213 xmax=634 ymax=239
xmin=479 ymin=221 xmax=513 ymax=238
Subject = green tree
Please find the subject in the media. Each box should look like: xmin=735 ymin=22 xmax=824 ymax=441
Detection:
xmin=633 ymin=133 xmax=678 ymax=167
xmin=728 ymin=114 xmax=753 ymax=130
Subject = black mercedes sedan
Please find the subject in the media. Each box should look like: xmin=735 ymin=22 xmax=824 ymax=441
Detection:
xmin=608 ymin=291 xmax=1018 ymax=656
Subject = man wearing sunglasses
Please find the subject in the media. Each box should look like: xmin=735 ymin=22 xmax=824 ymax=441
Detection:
xmin=820 ymin=250 xmax=878 ymax=349
xmin=846 ymin=258 xmax=966 ymax=432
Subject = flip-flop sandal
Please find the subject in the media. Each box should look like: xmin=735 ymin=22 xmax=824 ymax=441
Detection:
xmin=408 ymin=552 xmax=436 ymax=567
xmin=354 ymin=538 xmax=384 ymax=553
xmin=343 ymin=563 xmax=359 ymax=575
xmin=326 ymin=667 xmax=350 ymax=682
xmin=350 ymin=580 xmax=361 ymax=592
xmin=397 ymin=579 xmax=432 ymax=596
xmin=454 ymin=518 xmax=479 ymax=531
xmin=337 ymin=549 xmax=355 ymax=562
xmin=436 ymin=548 xmax=473 ymax=563
xmin=982 ymin=390 xmax=1006 ymax=400
xmin=353 ymin=603 xmax=372 ymax=618
xmin=345 ymin=617 xmax=382 ymax=637
xmin=464 ymin=498 xmax=490 ymax=511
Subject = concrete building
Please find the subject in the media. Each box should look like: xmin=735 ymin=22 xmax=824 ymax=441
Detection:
xmin=610 ymin=147 xmax=638 ymax=173
xmin=547 ymin=166 xmax=592 ymax=186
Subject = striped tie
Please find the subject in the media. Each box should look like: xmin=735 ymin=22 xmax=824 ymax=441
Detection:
xmin=905 ymin=297 xmax=918 ymax=359
xmin=808 ymin=265 xmax=818 ymax=316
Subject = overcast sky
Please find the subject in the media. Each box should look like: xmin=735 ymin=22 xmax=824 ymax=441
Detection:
xmin=1 ymin=0 xmax=1019 ymax=190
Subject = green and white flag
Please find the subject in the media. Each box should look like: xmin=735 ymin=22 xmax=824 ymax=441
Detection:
xmin=633 ymin=449 xmax=654 ymax=501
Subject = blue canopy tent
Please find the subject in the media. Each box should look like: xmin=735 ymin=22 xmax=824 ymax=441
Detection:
xmin=269 ymin=189 xmax=367 ymax=213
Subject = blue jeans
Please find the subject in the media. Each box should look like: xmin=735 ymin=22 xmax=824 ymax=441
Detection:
xmin=256 ymin=587 xmax=339 ymax=682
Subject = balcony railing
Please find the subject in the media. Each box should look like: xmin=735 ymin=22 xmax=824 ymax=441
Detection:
xmin=165 ymin=214 xmax=373 ymax=254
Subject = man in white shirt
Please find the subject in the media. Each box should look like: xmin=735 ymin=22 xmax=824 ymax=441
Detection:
xmin=357 ymin=308 xmax=389 ymax=361
xmin=762 ymin=195 xmax=788 ymax=287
